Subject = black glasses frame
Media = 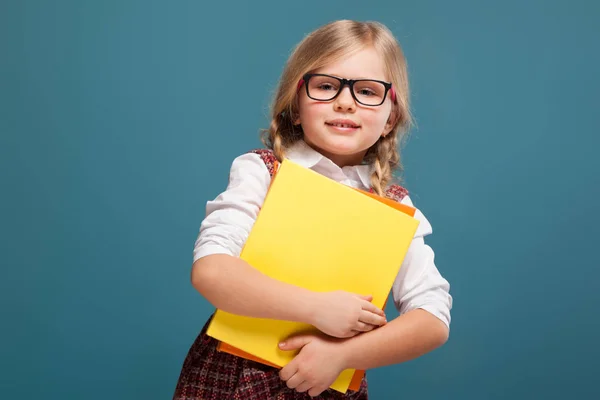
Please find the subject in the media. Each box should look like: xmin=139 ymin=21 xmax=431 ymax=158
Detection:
xmin=302 ymin=73 xmax=393 ymax=107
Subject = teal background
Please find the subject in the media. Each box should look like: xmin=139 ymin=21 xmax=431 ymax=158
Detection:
xmin=2 ymin=0 xmax=599 ymax=398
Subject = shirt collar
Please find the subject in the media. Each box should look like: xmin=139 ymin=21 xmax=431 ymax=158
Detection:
xmin=284 ymin=140 xmax=373 ymax=190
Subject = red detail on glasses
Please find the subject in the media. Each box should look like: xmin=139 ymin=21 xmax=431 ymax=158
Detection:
xmin=297 ymin=79 xmax=304 ymax=91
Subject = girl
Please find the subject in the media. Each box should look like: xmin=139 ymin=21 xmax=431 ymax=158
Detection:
xmin=174 ymin=20 xmax=452 ymax=400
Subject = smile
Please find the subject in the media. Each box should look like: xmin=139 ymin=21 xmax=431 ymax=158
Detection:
xmin=325 ymin=119 xmax=361 ymax=129
xmin=326 ymin=122 xmax=360 ymax=128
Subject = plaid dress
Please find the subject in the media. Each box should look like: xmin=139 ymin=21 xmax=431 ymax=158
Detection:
xmin=173 ymin=149 xmax=408 ymax=400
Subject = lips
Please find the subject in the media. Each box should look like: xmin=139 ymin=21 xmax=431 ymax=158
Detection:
xmin=325 ymin=119 xmax=361 ymax=129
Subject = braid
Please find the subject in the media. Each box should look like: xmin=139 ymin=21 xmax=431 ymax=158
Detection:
xmin=368 ymin=134 xmax=401 ymax=197
xmin=261 ymin=114 xmax=283 ymax=162
xmin=370 ymin=157 xmax=385 ymax=197
xmin=272 ymin=134 xmax=285 ymax=163
xmin=260 ymin=110 xmax=302 ymax=162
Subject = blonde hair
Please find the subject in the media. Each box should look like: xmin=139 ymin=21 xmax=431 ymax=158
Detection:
xmin=261 ymin=20 xmax=413 ymax=197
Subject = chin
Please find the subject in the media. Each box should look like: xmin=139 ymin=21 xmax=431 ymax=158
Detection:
xmin=321 ymin=138 xmax=361 ymax=153
xmin=306 ymin=134 xmax=366 ymax=159
xmin=322 ymin=146 xmax=358 ymax=157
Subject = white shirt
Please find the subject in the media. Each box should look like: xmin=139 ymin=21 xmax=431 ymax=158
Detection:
xmin=193 ymin=140 xmax=452 ymax=328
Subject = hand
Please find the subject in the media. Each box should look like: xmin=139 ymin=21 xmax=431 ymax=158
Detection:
xmin=278 ymin=334 xmax=347 ymax=397
xmin=310 ymin=291 xmax=386 ymax=338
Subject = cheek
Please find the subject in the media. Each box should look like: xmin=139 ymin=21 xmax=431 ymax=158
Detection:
xmin=299 ymin=101 xmax=327 ymax=124
xmin=361 ymin=111 xmax=389 ymax=132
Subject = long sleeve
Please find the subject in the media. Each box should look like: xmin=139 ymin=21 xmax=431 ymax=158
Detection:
xmin=193 ymin=153 xmax=271 ymax=262
xmin=391 ymin=195 xmax=453 ymax=328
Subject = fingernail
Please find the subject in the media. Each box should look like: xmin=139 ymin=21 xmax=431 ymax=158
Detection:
xmin=279 ymin=342 xmax=286 ymax=348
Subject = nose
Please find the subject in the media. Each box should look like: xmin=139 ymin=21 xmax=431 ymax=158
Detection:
xmin=334 ymin=85 xmax=356 ymax=112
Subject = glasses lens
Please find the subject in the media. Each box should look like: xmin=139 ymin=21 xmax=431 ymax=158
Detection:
xmin=307 ymin=75 xmax=341 ymax=101
xmin=353 ymin=80 xmax=387 ymax=106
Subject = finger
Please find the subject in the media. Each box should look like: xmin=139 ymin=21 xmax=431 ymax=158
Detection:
xmin=295 ymin=381 xmax=312 ymax=393
xmin=308 ymin=385 xmax=327 ymax=397
xmin=279 ymin=335 xmax=311 ymax=351
xmin=357 ymin=294 xmax=373 ymax=301
xmin=285 ymin=373 xmax=304 ymax=390
xmin=353 ymin=321 xmax=377 ymax=332
xmin=279 ymin=362 xmax=298 ymax=382
xmin=360 ymin=300 xmax=385 ymax=316
xmin=359 ymin=310 xmax=387 ymax=326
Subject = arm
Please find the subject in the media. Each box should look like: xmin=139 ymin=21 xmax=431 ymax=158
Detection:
xmin=278 ymin=308 xmax=448 ymax=396
xmin=339 ymin=308 xmax=448 ymax=370
xmin=192 ymin=254 xmax=318 ymax=324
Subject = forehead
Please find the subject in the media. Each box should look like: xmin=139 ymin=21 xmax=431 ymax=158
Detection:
xmin=313 ymin=46 xmax=388 ymax=81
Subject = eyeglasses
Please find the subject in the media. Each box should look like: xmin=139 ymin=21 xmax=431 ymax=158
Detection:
xmin=298 ymin=73 xmax=396 ymax=107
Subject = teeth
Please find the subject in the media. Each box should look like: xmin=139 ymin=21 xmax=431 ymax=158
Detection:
xmin=330 ymin=123 xmax=356 ymax=128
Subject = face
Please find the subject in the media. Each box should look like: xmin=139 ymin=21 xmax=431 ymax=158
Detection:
xmin=296 ymin=46 xmax=395 ymax=167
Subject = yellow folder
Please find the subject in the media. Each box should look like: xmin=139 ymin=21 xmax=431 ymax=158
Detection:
xmin=206 ymin=159 xmax=420 ymax=393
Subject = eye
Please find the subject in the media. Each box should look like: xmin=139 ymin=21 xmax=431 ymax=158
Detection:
xmin=357 ymin=88 xmax=376 ymax=96
xmin=317 ymin=83 xmax=338 ymax=91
